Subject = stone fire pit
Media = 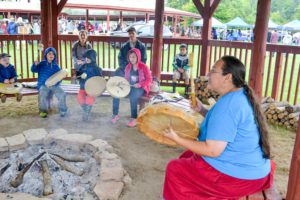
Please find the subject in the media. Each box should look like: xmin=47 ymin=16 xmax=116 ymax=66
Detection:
xmin=0 ymin=128 xmax=131 ymax=200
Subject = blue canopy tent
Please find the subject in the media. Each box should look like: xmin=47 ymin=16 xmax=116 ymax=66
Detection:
xmin=280 ymin=20 xmax=300 ymax=31
xmin=225 ymin=17 xmax=250 ymax=28
xmin=191 ymin=17 xmax=226 ymax=28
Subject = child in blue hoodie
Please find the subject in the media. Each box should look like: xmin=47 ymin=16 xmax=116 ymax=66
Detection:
xmin=0 ymin=53 xmax=22 ymax=103
xmin=31 ymin=47 xmax=68 ymax=118
xmin=76 ymin=49 xmax=102 ymax=121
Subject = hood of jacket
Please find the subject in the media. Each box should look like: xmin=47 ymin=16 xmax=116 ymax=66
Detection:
xmin=43 ymin=47 xmax=57 ymax=63
xmin=127 ymin=48 xmax=142 ymax=66
xmin=83 ymin=49 xmax=97 ymax=64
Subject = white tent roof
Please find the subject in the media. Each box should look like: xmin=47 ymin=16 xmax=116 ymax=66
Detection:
xmin=191 ymin=17 xmax=226 ymax=28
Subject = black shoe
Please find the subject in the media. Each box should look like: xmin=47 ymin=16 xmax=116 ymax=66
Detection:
xmin=16 ymin=93 xmax=23 ymax=102
xmin=1 ymin=95 xmax=6 ymax=103
xmin=172 ymin=82 xmax=176 ymax=93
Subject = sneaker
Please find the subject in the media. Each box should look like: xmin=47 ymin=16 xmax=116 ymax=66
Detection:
xmin=1 ymin=95 xmax=6 ymax=103
xmin=127 ymin=119 xmax=137 ymax=127
xmin=16 ymin=93 xmax=23 ymax=102
xmin=60 ymin=111 xmax=67 ymax=117
xmin=111 ymin=115 xmax=120 ymax=124
xmin=39 ymin=112 xmax=48 ymax=118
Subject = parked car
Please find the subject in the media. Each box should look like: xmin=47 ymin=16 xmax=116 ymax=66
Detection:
xmin=110 ymin=23 xmax=172 ymax=48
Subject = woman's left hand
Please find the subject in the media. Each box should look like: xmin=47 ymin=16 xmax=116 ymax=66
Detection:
xmin=163 ymin=126 xmax=180 ymax=142
xmin=133 ymin=83 xmax=140 ymax=88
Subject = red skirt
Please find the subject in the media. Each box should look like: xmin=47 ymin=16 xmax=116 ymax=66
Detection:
xmin=163 ymin=150 xmax=275 ymax=200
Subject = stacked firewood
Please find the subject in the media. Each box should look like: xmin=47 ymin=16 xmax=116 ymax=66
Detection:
xmin=194 ymin=77 xmax=299 ymax=130
xmin=262 ymin=97 xmax=299 ymax=130
xmin=194 ymin=76 xmax=219 ymax=104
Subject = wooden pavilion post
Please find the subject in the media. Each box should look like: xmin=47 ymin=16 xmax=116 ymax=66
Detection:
xmin=173 ymin=15 xmax=177 ymax=37
xmin=51 ymin=0 xmax=58 ymax=51
xmin=119 ymin=11 xmax=123 ymax=25
xmin=286 ymin=118 xmax=300 ymax=199
xmin=249 ymin=0 xmax=271 ymax=98
xmin=85 ymin=9 xmax=89 ymax=31
xmin=150 ymin=0 xmax=164 ymax=80
xmin=192 ymin=0 xmax=221 ymax=76
xmin=40 ymin=0 xmax=67 ymax=53
xmin=106 ymin=10 xmax=110 ymax=33
xmin=40 ymin=0 xmax=50 ymax=50
xmin=145 ymin=13 xmax=150 ymax=23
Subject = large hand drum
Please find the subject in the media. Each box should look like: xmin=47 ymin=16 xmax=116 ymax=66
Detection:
xmin=0 ymin=83 xmax=23 ymax=94
xmin=106 ymin=76 xmax=131 ymax=98
xmin=85 ymin=76 xmax=107 ymax=97
xmin=137 ymin=103 xmax=204 ymax=146
xmin=45 ymin=69 xmax=68 ymax=87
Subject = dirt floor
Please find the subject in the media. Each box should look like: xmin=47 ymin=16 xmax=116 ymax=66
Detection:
xmin=0 ymin=95 xmax=295 ymax=199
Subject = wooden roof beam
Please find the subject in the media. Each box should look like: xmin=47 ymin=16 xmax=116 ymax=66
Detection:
xmin=58 ymin=0 xmax=68 ymax=14
xmin=192 ymin=0 xmax=204 ymax=17
xmin=209 ymin=0 xmax=221 ymax=18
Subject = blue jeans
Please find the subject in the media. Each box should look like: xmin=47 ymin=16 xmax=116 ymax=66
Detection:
xmin=39 ymin=85 xmax=68 ymax=113
xmin=112 ymin=87 xmax=144 ymax=118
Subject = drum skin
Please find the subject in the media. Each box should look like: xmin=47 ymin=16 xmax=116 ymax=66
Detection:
xmin=85 ymin=76 xmax=107 ymax=97
xmin=106 ymin=76 xmax=131 ymax=98
xmin=45 ymin=69 xmax=68 ymax=87
xmin=137 ymin=103 xmax=204 ymax=146
xmin=0 ymin=83 xmax=23 ymax=94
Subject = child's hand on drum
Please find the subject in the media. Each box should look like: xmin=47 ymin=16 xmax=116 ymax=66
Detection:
xmin=9 ymin=78 xmax=15 ymax=83
xmin=4 ymin=79 xmax=10 ymax=84
xmin=132 ymin=83 xmax=140 ymax=88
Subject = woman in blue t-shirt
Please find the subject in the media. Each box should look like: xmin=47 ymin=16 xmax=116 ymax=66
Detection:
xmin=163 ymin=56 xmax=275 ymax=200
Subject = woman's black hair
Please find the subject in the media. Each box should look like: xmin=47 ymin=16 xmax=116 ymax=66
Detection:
xmin=221 ymin=55 xmax=270 ymax=159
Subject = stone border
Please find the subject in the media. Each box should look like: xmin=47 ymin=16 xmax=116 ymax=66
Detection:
xmin=0 ymin=128 xmax=131 ymax=200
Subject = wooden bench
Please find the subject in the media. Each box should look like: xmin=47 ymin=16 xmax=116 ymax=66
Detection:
xmin=3 ymin=83 xmax=111 ymax=98
xmin=240 ymin=185 xmax=282 ymax=200
xmin=160 ymin=72 xmax=188 ymax=87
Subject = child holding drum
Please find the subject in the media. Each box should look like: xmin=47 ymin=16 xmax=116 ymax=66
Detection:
xmin=0 ymin=53 xmax=22 ymax=103
xmin=111 ymin=48 xmax=152 ymax=127
xmin=31 ymin=47 xmax=68 ymax=118
xmin=76 ymin=49 xmax=102 ymax=121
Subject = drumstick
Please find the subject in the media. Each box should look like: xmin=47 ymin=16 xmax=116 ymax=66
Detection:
xmin=35 ymin=43 xmax=44 ymax=63
xmin=189 ymin=52 xmax=196 ymax=107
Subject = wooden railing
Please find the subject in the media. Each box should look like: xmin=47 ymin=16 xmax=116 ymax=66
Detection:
xmin=0 ymin=35 xmax=299 ymax=104
xmin=209 ymin=40 xmax=300 ymax=105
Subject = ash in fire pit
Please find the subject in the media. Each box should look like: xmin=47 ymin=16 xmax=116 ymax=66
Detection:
xmin=0 ymin=128 xmax=130 ymax=200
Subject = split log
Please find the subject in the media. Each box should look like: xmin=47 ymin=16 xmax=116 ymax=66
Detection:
xmin=285 ymin=105 xmax=300 ymax=113
xmin=261 ymin=103 xmax=270 ymax=112
xmin=39 ymin=160 xmax=53 ymax=196
xmin=49 ymin=152 xmax=85 ymax=162
xmin=288 ymin=112 xmax=300 ymax=119
xmin=10 ymin=152 xmax=46 ymax=188
xmin=261 ymin=97 xmax=274 ymax=104
xmin=50 ymin=155 xmax=84 ymax=176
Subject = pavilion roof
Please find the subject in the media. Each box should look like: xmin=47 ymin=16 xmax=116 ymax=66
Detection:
xmin=0 ymin=0 xmax=200 ymax=18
